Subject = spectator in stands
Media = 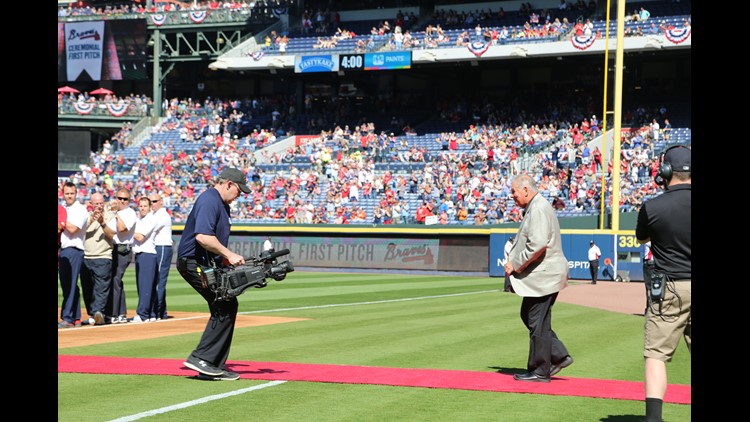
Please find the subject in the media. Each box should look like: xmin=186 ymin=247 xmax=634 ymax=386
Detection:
xmin=639 ymin=7 xmax=651 ymax=22
xmin=552 ymin=196 xmax=566 ymax=211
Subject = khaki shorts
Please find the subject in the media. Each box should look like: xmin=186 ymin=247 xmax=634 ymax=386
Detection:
xmin=644 ymin=280 xmax=691 ymax=362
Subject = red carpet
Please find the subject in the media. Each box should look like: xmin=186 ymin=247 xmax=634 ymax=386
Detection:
xmin=58 ymin=355 xmax=690 ymax=405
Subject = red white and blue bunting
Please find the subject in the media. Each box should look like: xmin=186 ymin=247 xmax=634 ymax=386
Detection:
xmin=106 ymin=103 xmax=129 ymax=117
xmin=467 ymin=40 xmax=491 ymax=57
xmin=73 ymin=101 xmax=95 ymax=115
xmin=189 ymin=10 xmax=208 ymax=23
xmin=664 ymin=27 xmax=691 ymax=44
xmin=272 ymin=7 xmax=288 ymax=18
xmin=150 ymin=13 xmax=167 ymax=26
xmin=570 ymin=34 xmax=596 ymax=50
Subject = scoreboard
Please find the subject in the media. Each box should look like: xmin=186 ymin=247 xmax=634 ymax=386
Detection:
xmin=296 ymin=52 xmax=411 ymax=73
xmin=339 ymin=53 xmax=365 ymax=70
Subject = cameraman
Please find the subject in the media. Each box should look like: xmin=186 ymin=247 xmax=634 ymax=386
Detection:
xmin=636 ymin=146 xmax=691 ymax=422
xmin=177 ymin=168 xmax=251 ymax=381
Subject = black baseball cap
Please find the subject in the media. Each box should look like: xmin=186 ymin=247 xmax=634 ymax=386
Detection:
xmin=664 ymin=146 xmax=691 ymax=172
xmin=219 ymin=167 xmax=251 ymax=193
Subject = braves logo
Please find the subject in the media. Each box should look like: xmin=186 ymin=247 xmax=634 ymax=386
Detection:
xmin=384 ymin=243 xmax=434 ymax=264
xmin=68 ymin=29 xmax=100 ymax=41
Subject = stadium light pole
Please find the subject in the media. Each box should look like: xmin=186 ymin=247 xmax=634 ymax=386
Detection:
xmin=609 ymin=0 xmax=626 ymax=232
xmin=152 ymin=27 xmax=162 ymax=118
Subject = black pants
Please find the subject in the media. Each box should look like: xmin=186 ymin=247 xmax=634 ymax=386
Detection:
xmin=177 ymin=257 xmax=238 ymax=369
xmin=520 ymin=292 xmax=569 ymax=376
xmin=111 ymin=248 xmax=131 ymax=318
xmin=589 ymin=260 xmax=599 ymax=284
xmin=81 ymin=258 xmax=113 ymax=317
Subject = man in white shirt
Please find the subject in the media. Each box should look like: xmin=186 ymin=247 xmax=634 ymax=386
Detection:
xmin=149 ymin=193 xmax=173 ymax=320
xmin=588 ymin=240 xmax=602 ymax=284
xmin=132 ymin=197 xmax=158 ymax=323
xmin=59 ymin=182 xmax=89 ymax=328
xmin=108 ymin=189 xmax=137 ymax=323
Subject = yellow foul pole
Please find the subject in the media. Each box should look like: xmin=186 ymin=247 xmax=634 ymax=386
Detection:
xmin=609 ymin=0 xmax=626 ymax=232
xmin=598 ymin=1 xmax=612 ymax=230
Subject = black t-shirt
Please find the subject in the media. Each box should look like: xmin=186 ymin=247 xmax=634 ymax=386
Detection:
xmin=636 ymin=183 xmax=691 ymax=279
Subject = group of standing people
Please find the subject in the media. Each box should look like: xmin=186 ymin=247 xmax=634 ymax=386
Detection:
xmin=58 ymin=182 xmax=173 ymax=327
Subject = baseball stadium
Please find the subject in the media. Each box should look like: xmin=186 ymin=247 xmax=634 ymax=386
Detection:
xmin=57 ymin=0 xmax=691 ymax=420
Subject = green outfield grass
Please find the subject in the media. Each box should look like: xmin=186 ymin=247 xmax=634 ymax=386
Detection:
xmin=58 ymin=269 xmax=691 ymax=422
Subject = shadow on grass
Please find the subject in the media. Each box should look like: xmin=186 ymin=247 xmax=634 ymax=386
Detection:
xmin=488 ymin=366 xmax=527 ymax=375
xmin=227 ymin=362 xmax=289 ymax=375
xmin=599 ymin=416 xmax=644 ymax=422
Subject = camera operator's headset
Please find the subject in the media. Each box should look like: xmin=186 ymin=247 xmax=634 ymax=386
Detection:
xmin=656 ymin=145 xmax=690 ymax=185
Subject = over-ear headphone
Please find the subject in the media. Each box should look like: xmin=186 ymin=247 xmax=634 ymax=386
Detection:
xmin=657 ymin=145 xmax=690 ymax=183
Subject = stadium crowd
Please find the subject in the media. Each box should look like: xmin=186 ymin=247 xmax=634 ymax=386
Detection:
xmin=58 ymin=0 xmax=292 ymax=18
xmin=59 ymin=91 xmax=677 ymax=226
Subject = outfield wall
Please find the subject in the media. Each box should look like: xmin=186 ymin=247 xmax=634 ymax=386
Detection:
xmin=170 ymin=223 xmax=647 ymax=281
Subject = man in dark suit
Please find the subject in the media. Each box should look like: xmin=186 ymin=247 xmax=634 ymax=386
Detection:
xmin=504 ymin=174 xmax=574 ymax=382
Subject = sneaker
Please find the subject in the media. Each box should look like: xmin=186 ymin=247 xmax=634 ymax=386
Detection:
xmin=550 ymin=355 xmax=574 ymax=377
xmin=87 ymin=317 xmax=96 ymax=325
xmin=184 ymin=355 xmax=224 ymax=376
xmin=93 ymin=312 xmax=105 ymax=326
xmin=118 ymin=315 xmax=128 ymax=323
xmin=148 ymin=317 xmax=157 ymax=322
xmin=111 ymin=316 xmax=119 ymax=324
xmin=74 ymin=319 xmax=82 ymax=327
xmin=132 ymin=315 xmax=146 ymax=323
xmin=196 ymin=370 xmax=240 ymax=381
xmin=58 ymin=321 xmax=75 ymax=328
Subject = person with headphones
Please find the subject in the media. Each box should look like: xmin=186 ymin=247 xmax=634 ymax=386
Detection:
xmin=635 ymin=145 xmax=691 ymax=422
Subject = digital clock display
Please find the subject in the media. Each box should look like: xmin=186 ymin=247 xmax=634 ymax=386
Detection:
xmin=339 ymin=54 xmax=364 ymax=70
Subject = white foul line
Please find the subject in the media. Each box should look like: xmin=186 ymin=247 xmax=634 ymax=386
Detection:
xmin=106 ymin=380 xmax=287 ymax=422
xmin=240 ymin=289 xmax=499 ymax=314
xmin=60 ymin=291 xmax=499 ymax=331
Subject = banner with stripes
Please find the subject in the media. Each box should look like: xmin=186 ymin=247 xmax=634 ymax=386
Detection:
xmin=467 ymin=40 xmax=491 ymax=57
xmin=73 ymin=101 xmax=95 ymax=115
xmin=570 ymin=34 xmax=596 ymax=50
xmin=106 ymin=103 xmax=129 ymax=117
xmin=189 ymin=10 xmax=207 ymax=23
xmin=664 ymin=27 xmax=691 ymax=44
xmin=150 ymin=13 xmax=167 ymax=26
